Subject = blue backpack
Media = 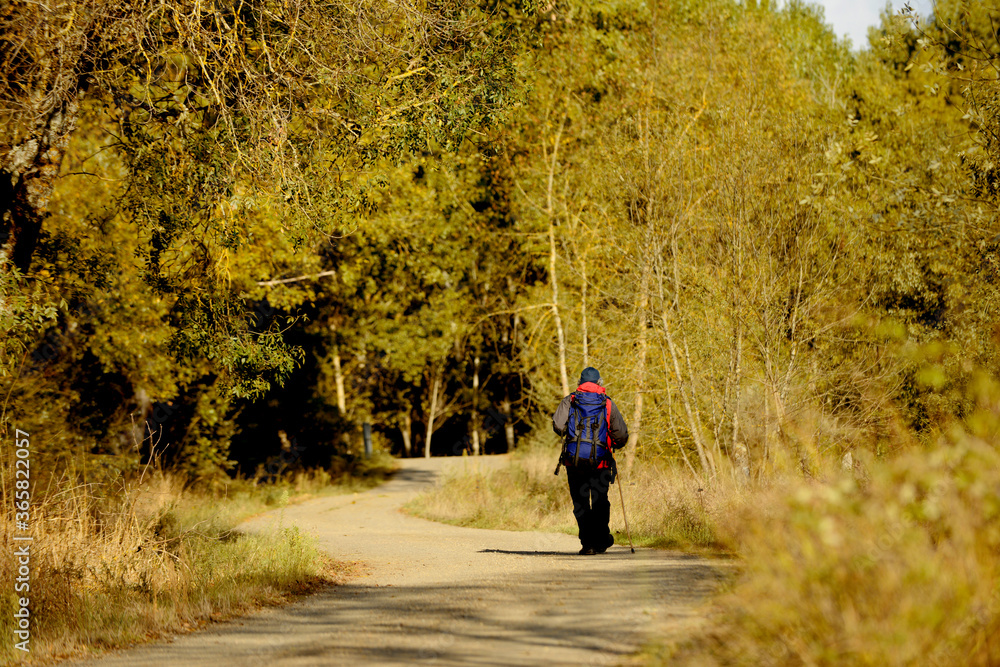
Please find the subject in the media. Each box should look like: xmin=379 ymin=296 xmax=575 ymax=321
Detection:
xmin=562 ymin=391 xmax=609 ymax=466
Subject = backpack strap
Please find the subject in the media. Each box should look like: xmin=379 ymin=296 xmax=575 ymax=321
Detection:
xmin=590 ymin=417 xmax=601 ymax=465
xmin=572 ymin=400 xmax=583 ymax=467
xmin=554 ymin=393 xmax=576 ymax=476
xmin=602 ymin=394 xmax=612 ymax=448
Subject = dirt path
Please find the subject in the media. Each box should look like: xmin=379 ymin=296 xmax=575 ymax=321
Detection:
xmin=69 ymin=456 xmax=722 ymax=666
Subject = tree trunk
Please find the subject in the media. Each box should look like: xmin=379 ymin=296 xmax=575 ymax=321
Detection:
xmin=501 ymin=394 xmax=515 ymax=451
xmin=332 ymin=351 xmax=347 ymax=415
xmin=131 ymin=388 xmax=151 ymax=453
xmin=762 ymin=372 xmax=773 ymax=479
xmin=545 ymin=118 xmax=570 ymax=397
xmin=730 ymin=321 xmax=744 ymax=480
xmin=549 ymin=220 xmax=570 ymax=397
xmin=331 ymin=350 xmax=352 ymax=450
xmin=401 ymin=412 xmax=412 ymax=457
xmin=662 ymin=311 xmax=715 ymax=478
xmin=626 ymin=103 xmax=656 ymax=470
xmin=581 ymin=259 xmax=589 ymax=367
xmin=1 ymin=97 xmax=81 ymax=272
xmin=471 ymin=355 xmax=481 ymax=456
xmin=726 ymin=206 xmax=746 ymax=480
xmin=424 ymin=367 xmax=443 ymax=458
xmin=625 ymin=262 xmax=649 ymax=469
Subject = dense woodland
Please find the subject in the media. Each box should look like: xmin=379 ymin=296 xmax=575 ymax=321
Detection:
xmin=2 ymin=0 xmax=999 ymax=486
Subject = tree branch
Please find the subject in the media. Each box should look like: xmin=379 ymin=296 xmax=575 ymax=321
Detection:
xmin=256 ymin=270 xmax=337 ymax=287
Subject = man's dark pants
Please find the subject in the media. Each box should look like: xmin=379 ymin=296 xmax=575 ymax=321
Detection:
xmin=566 ymin=463 xmax=615 ymax=549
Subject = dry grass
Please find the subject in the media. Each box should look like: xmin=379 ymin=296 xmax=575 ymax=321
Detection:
xmin=406 ymin=438 xmax=739 ymax=553
xmin=409 ymin=386 xmax=1000 ymax=666
xmin=652 ymin=378 xmax=1000 ymax=666
xmin=0 ymin=455 xmax=394 ymax=665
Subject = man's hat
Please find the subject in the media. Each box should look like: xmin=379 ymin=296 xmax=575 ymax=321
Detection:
xmin=579 ymin=367 xmax=602 ymax=385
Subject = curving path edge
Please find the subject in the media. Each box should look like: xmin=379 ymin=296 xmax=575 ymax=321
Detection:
xmin=67 ymin=456 xmax=723 ymax=666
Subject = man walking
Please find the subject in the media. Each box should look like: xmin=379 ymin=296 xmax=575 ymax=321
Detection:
xmin=552 ymin=367 xmax=629 ymax=555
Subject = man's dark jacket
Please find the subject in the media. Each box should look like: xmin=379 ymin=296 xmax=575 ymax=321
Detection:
xmin=552 ymin=382 xmax=629 ymax=449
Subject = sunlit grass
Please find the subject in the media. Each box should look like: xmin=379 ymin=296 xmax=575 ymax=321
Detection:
xmin=406 ymin=439 xmax=736 ymax=553
xmin=0 ymin=454 xmax=394 ymax=664
xmin=410 ymin=387 xmax=1000 ymax=666
xmin=653 ymin=377 xmax=1000 ymax=666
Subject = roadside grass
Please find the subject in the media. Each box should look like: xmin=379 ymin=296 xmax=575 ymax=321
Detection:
xmin=409 ymin=382 xmax=1000 ymax=666
xmin=649 ymin=378 xmax=1000 ymax=666
xmin=405 ymin=434 xmax=738 ymax=553
xmin=0 ymin=452 xmax=394 ymax=665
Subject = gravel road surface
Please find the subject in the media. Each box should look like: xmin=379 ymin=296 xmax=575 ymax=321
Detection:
xmin=69 ymin=455 xmax=722 ymax=666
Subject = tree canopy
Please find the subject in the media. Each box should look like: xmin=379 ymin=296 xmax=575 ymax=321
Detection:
xmin=2 ymin=0 xmax=998 ymax=484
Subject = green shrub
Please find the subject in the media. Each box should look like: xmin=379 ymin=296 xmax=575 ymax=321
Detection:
xmin=663 ymin=373 xmax=1000 ymax=666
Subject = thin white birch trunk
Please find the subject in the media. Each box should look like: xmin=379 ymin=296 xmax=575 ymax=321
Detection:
xmin=544 ymin=119 xmax=570 ymax=397
xmin=501 ymin=395 xmax=515 ymax=451
xmin=471 ymin=355 xmax=481 ymax=456
xmin=581 ymin=260 xmax=589 ymax=367
xmin=401 ymin=412 xmax=412 ymax=458
xmin=662 ymin=312 xmax=715 ymax=477
xmin=730 ymin=322 xmax=743 ymax=480
xmin=626 ymin=264 xmax=648 ymax=470
xmin=424 ymin=367 xmax=443 ymax=459
xmin=332 ymin=352 xmax=346 ymax=415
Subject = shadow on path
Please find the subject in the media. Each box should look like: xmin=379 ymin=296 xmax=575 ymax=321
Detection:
xmin=83 ymin=559 xmax=723 ymax=666
xmin=384 ymin=464 xmax=440 ymax=489
xmin=479 ymin=548 xmax=575 ymax=557
xmin=68 ymin=455 xmax=723 ymax=667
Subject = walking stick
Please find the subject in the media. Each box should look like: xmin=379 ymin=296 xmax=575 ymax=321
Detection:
xmin=611 ymin=451 xmax=635 ymax=553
